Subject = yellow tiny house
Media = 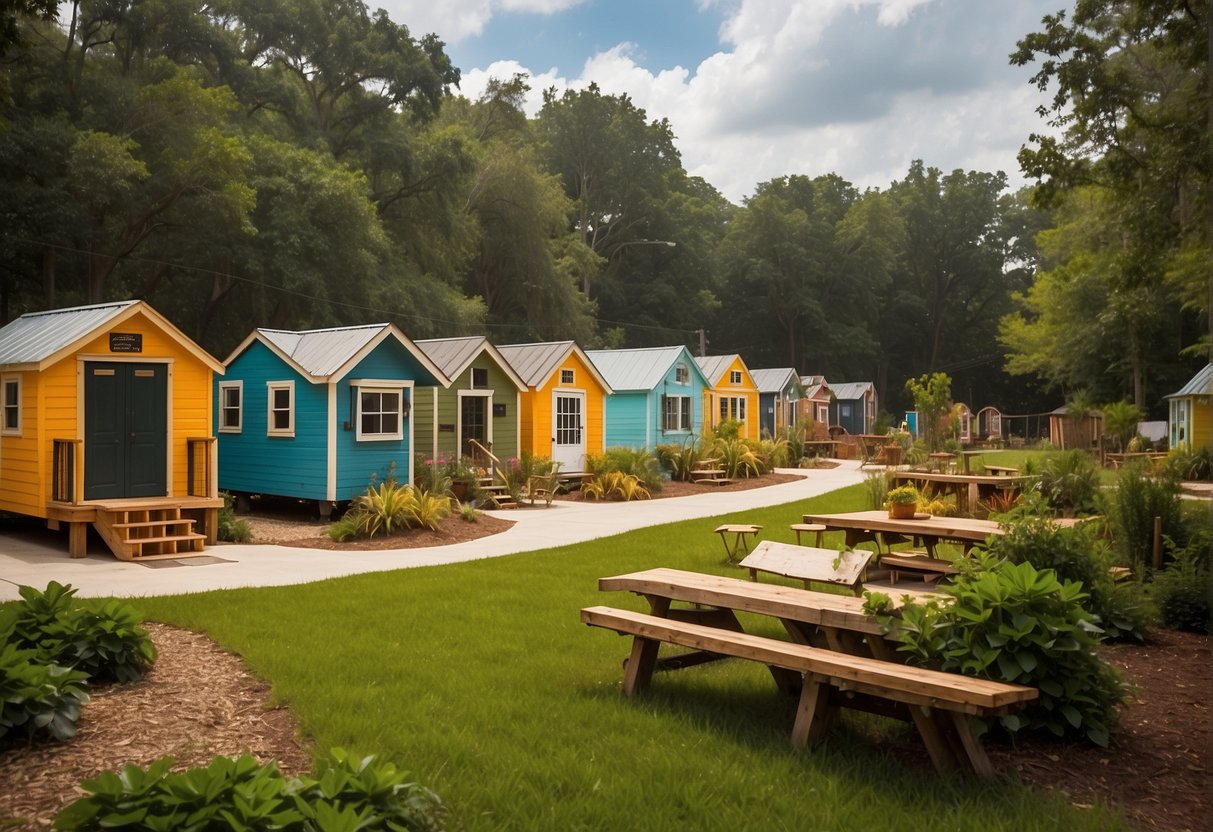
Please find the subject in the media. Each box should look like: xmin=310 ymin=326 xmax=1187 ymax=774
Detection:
xmin=0 ymin=301 xmax=224 ymax=560
xmin=695 ymin=355 xmax=761 ymax=441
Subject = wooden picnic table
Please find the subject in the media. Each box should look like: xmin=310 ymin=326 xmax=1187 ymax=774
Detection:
xmin=802 ymin=509 xmax=1006 ymax=556
xmin=803 ymin=440 xmax=838 ymax=458
xmin=928 ymin=451 xmax=957 ymax=472
xmin=889 ymin=471 xmax=1030 ymax=515
xmin=959 ymin=449 xmax=985 ymax=474
xmin=713 ymin=524 xmax=761 ymax=563
xmin=586 ymin=567 xmax=1036 ymax=775
xmin=691 ymin=468 xmax=731 ymax=485
xmin=739 ymin=541 xmax=872 ymax=595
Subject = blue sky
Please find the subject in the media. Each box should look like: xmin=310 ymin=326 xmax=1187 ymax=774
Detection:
xmin=377 ymin=0 xmax=1062 ymax=203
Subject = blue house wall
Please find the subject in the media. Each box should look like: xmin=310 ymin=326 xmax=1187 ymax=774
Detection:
xmin=601 ymin=354 xmax=705 ymax=450
xmin=215 ymin=341 xmax=329 ymax=500
xmin=603 ymin=392 xmax=650 ymax=448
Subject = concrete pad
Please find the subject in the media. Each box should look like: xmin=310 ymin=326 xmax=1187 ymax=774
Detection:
xmin=0 ymin=462 xmax=866 ymax=601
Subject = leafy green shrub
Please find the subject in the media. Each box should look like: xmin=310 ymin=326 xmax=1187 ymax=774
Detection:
xmin=1160 ymin=444 xmax=1212 ymax=481
xmin=0 ymin=642 xmax=89 ymax=743
xmin=329 ymin=480 xmax=452 ymax=540
xmin=711 ymin=417 xmax=742 ymax=441
xmin=1 ymin=582 xmax=157 ymax=683
xmin=1025 ymin=450 xmax=1101 ymax=516
xmin=1152 ymin=533 xmax=1211 ymax=633
xmin=872 ymin=556 xmax=1126 ymax=746
xmin=713 ymin=437 xmax=761 ymax=478
xmin=54 ymin=748 xmax=446 ymax=831
xmin=1105 ymin=464 xmax=1186 ymax=572
xmin=217 ymin=491 xmax=252 ymax=543
xmin=655 ymin=437 xmax=704 ymax=482
xmin=862 ymin=471 xmax=893 ymax=510
xmin=753 ymin=435 xmax=791 ymax=469
xmin=582 ymin=471 xmax=650 ymax=501
xmin=587 ymin=447 xmax=663 ymax=492
xmin=983 ymin=515 xmax=1148 ymax=642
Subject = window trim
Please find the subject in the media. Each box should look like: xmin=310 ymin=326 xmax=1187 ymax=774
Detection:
xmin=662 ymin=394 xmax=692 ymax=433
xmin=354 ymin=381 xmax=407 ymax=442
xmin=1 ymin=375 xmax=21 ymax=436
xmin=560 ymin=368 xmax=575 ymax=385
xmin=719 ymin=395 xmax=746 ymax=423
xmin=471 ymin=367 xmax=489 ymax=389
xmin=266 ymin=380 xmax=295 ymax=437
xmin=218 ymin=381 xmax=243 ymax=433
xmin=674 ymin=364 xmax=690 ymax=385
xmin=729 ymin=370 xmax=742 ymax=385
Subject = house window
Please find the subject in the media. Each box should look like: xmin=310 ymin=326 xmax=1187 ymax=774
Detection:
xmin=267 ymin=381 xmax=294 ymax=437
xmin=471 ymin=367 xmax=489 ymax=389
xmin=560 ymin=369 xmax=575 ymax=385
xmin=719 ymin=396 xmax=746 ymax=423
xmin=357 ymin=386 xmax=404 ymax=441
xmin=729 ymin=370 xmax=742 ymax=385
xmin=662 ymin=395 xmax=692 ymax=432
xmin=674 ymin=364 xmax=689 ymax=384
xmin=219 ymin=382 xmax=242 ymax=433
xmin=816 ymin=404 xmax=829 ymax=424
xmin=1 ymin=376 xmax=20 ymax=435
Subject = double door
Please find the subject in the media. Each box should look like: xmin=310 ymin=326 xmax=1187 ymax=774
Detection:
xmin=84 ymin=362 xmax=167 ymax=500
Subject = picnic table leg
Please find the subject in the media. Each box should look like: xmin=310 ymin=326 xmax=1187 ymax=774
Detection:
xmin=790 ymin=675 xmax=836 ymax=748
xmin=907 ymin=706 xmax=961 ymax=773
xmin=622 ymin=636 xmax=660 ymax=696
xmin=946 ymin=711 xmax=995 ymax=777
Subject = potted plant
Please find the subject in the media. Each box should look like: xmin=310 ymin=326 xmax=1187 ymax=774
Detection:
xmin=885 ymin=484 xmax=920 ymax=519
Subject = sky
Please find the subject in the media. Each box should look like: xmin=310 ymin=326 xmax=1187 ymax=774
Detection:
xmin=373 ymin=0 xmax=1062 ymax=204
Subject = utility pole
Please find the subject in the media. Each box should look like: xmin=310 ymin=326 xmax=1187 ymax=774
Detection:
xmin=696 ymin=328 xmax=708 ymax=357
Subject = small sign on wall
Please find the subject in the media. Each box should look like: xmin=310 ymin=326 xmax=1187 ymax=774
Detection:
xmin=109 ymin=333 xmax=143 ymax=353
xmin=439 ymin=423 xmax=455 ymax=433
xmin=493 ymin=403 xmax=507 ymax=417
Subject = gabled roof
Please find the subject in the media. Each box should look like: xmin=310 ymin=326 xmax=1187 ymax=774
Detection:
xmin=497 ymin=341 xmax=612 ymax=393
xmin=1165 ymin=363 xmax=1213 ymax=399
xmin=225 ymin=323 xmax=449 ymax=386
xmin=750 ymin=368 xmax=800 ymax=395
xmin=801 ymin=375 xmax=830 ymax=399
xmin=585 ymin=346 xmax=708 ymax=391
xmin=0 ymin=300 xmax=222 ymax=373
xmin=694 ymin=354 xmax=751 ymax=386
xmin=829 ymin=381 xmax=874 ymax=401
xmin=415 ymin=336 xmax=526 ymax=391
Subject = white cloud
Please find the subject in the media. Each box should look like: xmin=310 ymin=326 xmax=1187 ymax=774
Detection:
xmin=375 ymin=0 xmax=583 ymax=42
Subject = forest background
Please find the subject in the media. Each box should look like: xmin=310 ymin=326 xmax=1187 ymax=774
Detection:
xmin=0 ymin=0 xmax=1207 ymax=420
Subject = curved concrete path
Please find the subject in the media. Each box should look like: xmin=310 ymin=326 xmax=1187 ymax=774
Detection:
xmin=0 ymin=462 xmax=867 ymax=601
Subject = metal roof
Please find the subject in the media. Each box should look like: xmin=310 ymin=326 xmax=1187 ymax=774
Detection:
xmin=585 ymin=346 xmax=702 ymax=391
xmin=1166 ymin=363 xmax=1213 ymax=398
xmin=829 ymin=381 xmax=874 ymax=401
xmin=415 ymin=336 xmax=526 ymax=390
xmin=496 ymin=341 xmax=611 ymax=392
xmin=694 ymin=354 xmax=743 ymax=386
xmin=750 ymin=368 xmax=799 ymax=394
xmin=228 ymin=323 xmax=449 ymax=386
xmin=801 ymin=375 xmax=829 ymax=398
xmin=0 ymin=301 xmax=139 ymax=368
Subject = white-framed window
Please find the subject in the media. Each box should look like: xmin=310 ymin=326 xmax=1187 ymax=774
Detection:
xmin=219 ymin=381 xmax=242 ymax=433
xmin=662 ymin=395 xmax=692 ymax=432
xmin=816 ymin=404 xmax=829 ymax=424
xmin=267 ymin=381 xmax=294 ymax=437
xmin=356 ymin=385 xmax=405 ymax=441
xmin=560 ymin=368 xmax=575 ymax=385
xmin=471 ymin=367 xmax=489 ymax=389
xmin=1 ymin=376 xmax=20 ymax=435
xmin=674 ymin=364 xmax=690 ymax=384
xmin=719 ymin=396 xmax=746 ymax=422
xmin=729 ymin=370 xmax=742 ymax=385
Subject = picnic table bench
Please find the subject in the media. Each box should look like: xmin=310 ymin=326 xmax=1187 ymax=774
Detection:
xmin=879 ymin=553 xmax=959 ymax=584
xmin=739 ymin=540 xmax=871 ymax=595
xmin=583 ymin=567 xmax=1037 ymax=775
xmin=983 ymin=464 xmax=1020 ymax=476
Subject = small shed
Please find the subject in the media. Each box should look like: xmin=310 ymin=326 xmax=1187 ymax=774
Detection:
xmin=217 ymin=323 xmax=449 ymax=512
xmin=750 ymin=368 xmax=801 ymax=438
xmin=587 ymin=346 xmax=711 ymax=450
xmin=799 ymin=375 xmax=832 ymax=437
xmin=694 ymin=355 xmax=761 ymax=441
xmin=1048 ymin=406 xmax=1104 ymax=450
xmin=828 ymin=381 xmax=878 ymax=436
xmin=497 ymin=341 xmax=612 ymax=473
xmin=1165 ymin=363 xmax=1212 ymax=450
xmin=413 ymin=336 xmax=527 ymax=464
xmin=977 ymin=406 xmax=1003 ymax=442
xmin=0 ymin=300 xmax=224 ymax=560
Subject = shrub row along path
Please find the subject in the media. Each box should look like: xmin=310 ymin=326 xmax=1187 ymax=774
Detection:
xmin=0 ymin=463 xmax=866 ymax=601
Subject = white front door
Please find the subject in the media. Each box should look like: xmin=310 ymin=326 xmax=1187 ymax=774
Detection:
xmin=552 ymin=391 xmax=586 ymax=472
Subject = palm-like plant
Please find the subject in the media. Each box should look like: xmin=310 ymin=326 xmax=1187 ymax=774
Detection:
xmin=714 ymin=438 xmax=762 ymax=478
xmin=1101 ymin=400 xmax=1144 ymax=452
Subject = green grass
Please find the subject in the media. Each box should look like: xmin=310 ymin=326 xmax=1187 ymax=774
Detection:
xmin=129 ymin=483 xmax=1130 ymax=831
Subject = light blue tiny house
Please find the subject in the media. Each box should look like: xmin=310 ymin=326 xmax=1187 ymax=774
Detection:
xmin=586 ymin=346 xmax=711 ymax=450
xmin=216 ymin=324 xmax=449 ymax=512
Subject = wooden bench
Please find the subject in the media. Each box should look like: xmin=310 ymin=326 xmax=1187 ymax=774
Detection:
xmin=789 ymin=522 xmax=827 ymax=547
xmin=713 ymin=524 xmax=761 ymax=563
xmin=581 ymin=605 xmax=1036 ymax=775
xmin=983 ymin=464 xmax=1020 ymax=476
xmin=879 ymin=553 xmax=959 ymax=584
xmin=739 ymin=541 xmax=871 ymax=595
xmin=691 ymin=468 xmax=732 ymax=485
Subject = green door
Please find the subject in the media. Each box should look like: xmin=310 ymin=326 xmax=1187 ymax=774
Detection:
xmin=84 ymin=362 xmax=167 ymax=500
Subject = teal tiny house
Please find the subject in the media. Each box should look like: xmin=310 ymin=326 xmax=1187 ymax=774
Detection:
xmin=586 ymin=346 xmax=711 ymax=450
xmin=216 ymin=324 xmax=448 ymax=512
xmin=413 ymin=336 xmax=527 ymax=463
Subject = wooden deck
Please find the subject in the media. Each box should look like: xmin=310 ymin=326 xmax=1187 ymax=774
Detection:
xmin=46 ymin=496 xmax=223 ymax=560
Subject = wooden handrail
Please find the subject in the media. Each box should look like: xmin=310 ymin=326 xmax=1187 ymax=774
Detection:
xmin=467 ymin=438 xmax=506 ymax=484
xmin=52 ymin=439 xmax=84 ymax=504
xmin=186 ymin=436 xmax=217 ymax=498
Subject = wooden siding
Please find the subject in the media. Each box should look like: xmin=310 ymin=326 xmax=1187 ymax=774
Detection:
xmin=413 ymin=354 xmax=519 ymax=461
xmin=0 ymin=309 xmax=214 ymax=519
xmin=603 ymin=392 xmax=649 ymax=449
xmin=216 ymin=340 xmax=329 ymax=501
xmin=519 ymin=352 xmax=606 ymax=461
xmin=704 ymin=356 xmax=759 ymax=441
xmin=334 ymin=340 xmax=415 ymax=499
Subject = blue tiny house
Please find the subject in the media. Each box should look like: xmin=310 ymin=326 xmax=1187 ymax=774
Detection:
xmin=216 ymin=324 xmax=448 ymax=511
xmin=586 ymin=346 xmax=711 ymax=450
xmin=828 ymin=381 xmax=878 ymax=436
xmin=750 ymin=368 xmax=801 ymax=438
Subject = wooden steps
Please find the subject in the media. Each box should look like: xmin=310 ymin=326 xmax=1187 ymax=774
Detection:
xmin=93 ymin=505 xmax=207 ymax=561
xmin=476 ymin=478 xmax=518 ymax=509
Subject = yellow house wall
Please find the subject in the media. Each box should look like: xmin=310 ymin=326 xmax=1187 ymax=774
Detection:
xmin=0 ymin=310 xmax=214 ymax=519
xmin=706 ymin=357 xmax=760 ymax=441
xmin=1191 ymin=395 xmax=1212 ymax=447
xmin=518 ymin=353 xmax=606 ymax=461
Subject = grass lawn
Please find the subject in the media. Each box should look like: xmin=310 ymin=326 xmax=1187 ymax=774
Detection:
xmin=135 ymin=482 xmax=1132 ymax=831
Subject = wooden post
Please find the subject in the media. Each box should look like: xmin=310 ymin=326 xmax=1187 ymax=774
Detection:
xmin=1153 ymin=516 xmax=1163 ymax=571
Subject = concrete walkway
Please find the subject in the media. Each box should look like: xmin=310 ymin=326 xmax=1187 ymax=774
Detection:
xmin=0 ymin=462 xmax=867 ymax=601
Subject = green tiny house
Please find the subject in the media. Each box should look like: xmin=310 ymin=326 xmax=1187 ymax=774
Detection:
xmin=413 ymin=337 xmax=527 ymax=463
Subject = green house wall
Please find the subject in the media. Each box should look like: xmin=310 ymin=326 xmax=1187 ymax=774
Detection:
xmin=413 ymin=354 xmax=519 ymax=462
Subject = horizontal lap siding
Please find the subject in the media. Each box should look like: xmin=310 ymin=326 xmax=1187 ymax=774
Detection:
xmin=653 ymin=364 xmax=703 ymax=447
xmin=0 ymin=372 xmax=43 ymax=517
xmin=217 ymin=341 xmax=327 ymax=500
xmin=336 ymin=343 xmax=416 ymax=499
xmin=603 ymin=392 xmax=647 ymax=449
xmin=480 ymin=358 xmax=519 ymax=460
xmin=412 ymin=386 xmax=438 ymax=461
